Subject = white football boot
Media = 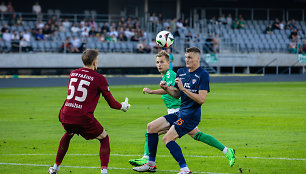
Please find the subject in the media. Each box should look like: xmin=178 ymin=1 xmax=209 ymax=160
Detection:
xmin=133 ymin=163 xmax=157 ymax=172
xmin=48 ymin=167 xmax=59 ymax=174
xmin=177 ymin=170 xmax=192 ymax=174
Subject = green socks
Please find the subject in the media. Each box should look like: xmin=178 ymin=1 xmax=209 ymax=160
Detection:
xmin=144 ymin=132 xmax=149 ymax=157
xmin=193 ymin=131 xmax=225 ymax=151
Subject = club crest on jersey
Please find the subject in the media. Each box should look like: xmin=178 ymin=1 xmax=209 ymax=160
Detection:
xmin=192 ymin=79 xmax=197 ymax=84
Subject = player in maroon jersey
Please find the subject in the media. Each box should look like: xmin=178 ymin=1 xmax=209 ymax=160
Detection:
xmin=48 ymin=49 xmax=130 ymax=174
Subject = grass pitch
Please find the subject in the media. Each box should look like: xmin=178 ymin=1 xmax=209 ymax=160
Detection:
xmin=0 ymin=82 xmax=306 ymax=174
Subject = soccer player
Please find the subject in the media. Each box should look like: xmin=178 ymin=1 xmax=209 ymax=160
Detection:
xmin=48 ymin=49 xmax=130 ymax=174
xmin=133 ymin=47 xmax=235 ymax=174
xmin=128 ymin=50 xmax=181 ymax=166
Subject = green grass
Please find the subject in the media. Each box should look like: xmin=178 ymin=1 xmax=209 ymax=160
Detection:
xmin=0 ymin=82 xmax=306 ymax=174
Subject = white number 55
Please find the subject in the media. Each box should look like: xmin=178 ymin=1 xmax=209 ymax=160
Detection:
xmin=67 ymin=78 xmax=90 ymax=102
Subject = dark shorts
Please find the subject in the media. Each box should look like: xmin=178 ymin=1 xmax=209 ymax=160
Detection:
xmin=62 ymin=118 xmax=104 ymax=140
xmin=163 ymin=112 xmax=199 ymax=138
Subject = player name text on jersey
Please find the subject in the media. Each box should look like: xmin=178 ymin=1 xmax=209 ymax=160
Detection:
xmin=71 ymin=73 xmax=94 ymax=81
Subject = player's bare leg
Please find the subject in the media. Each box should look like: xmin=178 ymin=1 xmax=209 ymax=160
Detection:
xmin=48 ymin=132 xmax=74 ymax=174
xmin=96 ymin=129 xmax=110 ymax=174
xmin=133 ymin=117 xmax=170 ymax=172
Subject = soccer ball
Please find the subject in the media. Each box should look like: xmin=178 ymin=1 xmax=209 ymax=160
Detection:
xmin=155 ymin=31 xmax=174 ymax=48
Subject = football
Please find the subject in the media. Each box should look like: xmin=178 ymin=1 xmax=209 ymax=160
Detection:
xmin=155 ymin=30 xmax=174 ymax=48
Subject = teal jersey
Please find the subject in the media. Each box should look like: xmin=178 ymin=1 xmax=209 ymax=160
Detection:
xmin=162 ymin=69 xmax=181 ymax=109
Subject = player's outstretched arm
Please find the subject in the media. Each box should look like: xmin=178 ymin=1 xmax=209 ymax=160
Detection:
xmin=160 ymin=81 xmax=180 ymax=99
xmin=143 ymin=88 xmax=167 ymax=95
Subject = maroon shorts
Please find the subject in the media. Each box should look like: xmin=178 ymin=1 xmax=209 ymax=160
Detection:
xmin=62 ymin=118 xmax=104 ymax=140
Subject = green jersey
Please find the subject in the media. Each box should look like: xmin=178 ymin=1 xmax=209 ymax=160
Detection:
xmin=162 ymin=69 xmax=181 ymax=109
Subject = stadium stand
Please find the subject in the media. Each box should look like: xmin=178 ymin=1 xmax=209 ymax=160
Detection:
xmin=0 ymin=10 xmax=305 ymax=55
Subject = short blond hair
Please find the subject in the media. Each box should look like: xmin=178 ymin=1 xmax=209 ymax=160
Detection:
xmin=156 ymin=50 xmax=170 ymax=61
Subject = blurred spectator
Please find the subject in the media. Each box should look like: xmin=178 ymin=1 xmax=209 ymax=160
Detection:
xmin=212 ymin=33 xmax=220 ymax=53
xmin=32 ymin=2 xmax=41 ymax=14
xmin=238 ymin=15 xmax=246 ymax=29
xmin=284 ymin=21 xmax=291 ymax=30
xmin=117 ymin=33 xmax=127 ymax=42
xmin=136 ymin=39 xmax=150 ymax=53
xmin=11 ymin=30 xmax=20 ymax=52
xmin=81 ymin=28 xmax=89 ymax=37
xmin=226 ymin=13 xmax=232 ymax=26
xmin=272 ymin=18 xmax=280 ymax=30
xmin=101 ymin=22 xmax=110 ymax=33
xmin=288 ymin=39 xmax=299 ymax=53
xmin=0 ymin=2 xmax=7 ymax=13
xmin=183 ymin=19 xmax=189 ymax=28
xmin=58 ymin=22 xmax=66 ymax=32
xmin=289 ymin=19 xmax=298 ymax=30
xmin=17 ymin=16 xmax=24 ymax=26
xmin=289 ymin=29 xmax=298 ymax=41
xmin=185 ymin=31 xmax=193 ymax=48
xmin=63 ymin=18 xmax=71 ymax=29
xmin=36 ymin=29 xmax=44 ymax=41
xmin=149 ymin=12 xmax=159 ymax=23
xmin=232 ymin=18 xmax=239 ymax=29
xmin=109 ymin=27 xmax=118 ymax=37
xmin=1 ymin=23 xmax=9 ymax=33
xmin=7 ymin=1 xmax=14 ymax=12
xmin=70 ymin=23 xmax=79 ymax=33
xmin=23 ymin=30 xmax=32 ymax=42
xmin=158 ymin=13 xmax=163 ymax=23
xmin=9 ymin=13 xmax=18 ymax=26
xmin=49 ymin=31 xmax=60 ymax=41
xmin=176 ymin=18 xmax=184 ymax=29
xmin=149 ymin=38 xmax=158 ymax=53
xmin=220 ymin=14 xmax=227 ymax=25
xmin=209 ymin=16 xmax=217 ymax=25
xmin=61 ymin=37 xmax=73 ymax=53
xmin=131 ymin=32 xmax=140 ymax=42
xmin=2 ymin=29 xmax=11 ymax=42
xmin=193 ymin=34 xmax=200 ymax=43
xmin=88 ymin=27 xmax=96 ymax=37
xmin=279 ymin=20 xmax=285 ymax=30
xmin=71 ymin=36 xmax=81 ymax=53
xmin=170 ymin=18 xmax=177 ymax=35
xmin=110 ymin=34 xmax=117 ymax=42
xmin=37 ymin=20 xmax=44 ymax=29
xmin=88 ymin=17 xmax=97 ymax=28
xmin=265 ymin=25 xmax=273 ymax=34
xmin=20 ymin=37 xmax=33 ymax=52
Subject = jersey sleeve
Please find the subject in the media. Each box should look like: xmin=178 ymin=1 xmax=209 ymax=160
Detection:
xmin=199 ymin=71 xmax=210 ymax=92
xmin=166 ymin=71 xmax=176 ymax=87
xmin=174 ymin=69 xmax=180 ymax=89
xmin=96 ymin=75 xmax=122 ymax=109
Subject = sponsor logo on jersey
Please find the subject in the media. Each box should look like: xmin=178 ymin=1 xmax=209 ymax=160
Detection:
xmin=194 ymin=74 xmax=200 ymax=78
xmin=192 ymin=79 xmax=197 ymax=84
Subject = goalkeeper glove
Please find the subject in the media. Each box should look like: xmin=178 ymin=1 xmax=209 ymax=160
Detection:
xmin=121 ymin=98 xmax=130 ymax=112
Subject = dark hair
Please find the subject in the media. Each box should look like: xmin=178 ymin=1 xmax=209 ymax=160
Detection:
xmin=156 ymin=50 xmax=170 ymax=61
xmin=186 ymin=47 xmax=201 ymax=54
xmin=81 ymin=49 xmax=98 ymax=66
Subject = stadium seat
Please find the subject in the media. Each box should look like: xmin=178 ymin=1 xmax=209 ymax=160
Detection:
xmin=101 ymin=42 xmax=109 ymax=52
xmin=127 ymin=42 xmax=134 ymax=52
xmin=114 ymin=42 xmax=121 ymax=52
xmin=109 ymin=42 xmax=115 ymax=52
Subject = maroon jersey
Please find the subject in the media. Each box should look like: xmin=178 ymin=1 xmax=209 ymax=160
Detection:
xmin=59 ymin=67 xmax=122 ymax=124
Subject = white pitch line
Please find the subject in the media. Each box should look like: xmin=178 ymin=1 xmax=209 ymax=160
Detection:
xmin=0 ymin=162 xmax=231 ymax=174
xmin=1 ymin=153 xmax=305 ymax=161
